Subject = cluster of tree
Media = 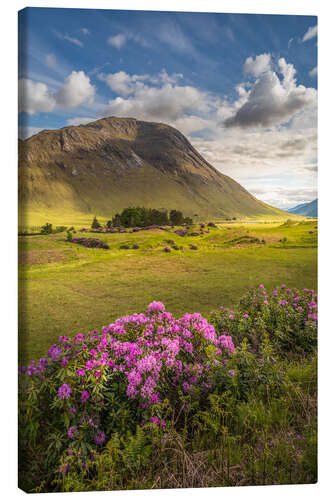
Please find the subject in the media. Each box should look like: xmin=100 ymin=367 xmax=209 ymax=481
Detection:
xmin=40 ymin=223 xmax=71 ymax=235
xmin=90 ymin=208 xmax=193 ymax=229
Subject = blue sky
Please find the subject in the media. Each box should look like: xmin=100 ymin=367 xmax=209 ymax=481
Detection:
xmin=18 ymin=8 xmax=317 ymax=208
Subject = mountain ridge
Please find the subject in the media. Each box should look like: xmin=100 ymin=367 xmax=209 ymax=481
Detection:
xmin=18 ymin=116 xmax=289 ymax=223
xmin=287 ymin=199 xmax=317 ymax=218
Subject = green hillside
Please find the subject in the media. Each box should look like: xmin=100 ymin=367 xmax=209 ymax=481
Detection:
xmin=19 ymin=117 xmax=290 ymax=226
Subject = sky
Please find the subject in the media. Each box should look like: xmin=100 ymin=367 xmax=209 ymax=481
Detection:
xmin=18 ymin=8 xmax=317 ymax=209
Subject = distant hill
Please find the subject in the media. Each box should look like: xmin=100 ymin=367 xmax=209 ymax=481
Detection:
xmin=19 ymin=116 xmax=289 ymax=222
xmin=287 ymin=199 xmax=317 ymax=218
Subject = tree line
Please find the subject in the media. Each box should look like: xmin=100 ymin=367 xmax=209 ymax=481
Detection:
xmin=91 ymin=207 xmax=193 ymax=229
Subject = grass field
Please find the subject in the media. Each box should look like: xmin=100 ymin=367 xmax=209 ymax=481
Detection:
xmin=18 ymin=219 xmax=317 ymax=363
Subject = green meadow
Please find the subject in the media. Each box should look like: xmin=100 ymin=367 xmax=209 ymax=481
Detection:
xmin=18 ymin=219 xmax=317 ymax=363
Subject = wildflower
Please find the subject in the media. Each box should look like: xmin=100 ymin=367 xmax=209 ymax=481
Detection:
xmin=86 ymin=359 xmax=96 ymax=370
xmin=80 ymin=390 xmax=90 ymax=403
xmin=74 ymin=333 xmax=85 ymax=343
xmin=94 ymin=431 xmax=106 ymax=446
xmin=38 ymin=357 xmax=48 ymax=371
xmin=147 ymin=301 xmax=165 ymax=314
xmin=48 ymin=344 xmax=62 ymax=361
xmin=259 ymin=284 xmax=264 ymax=289
xmin=59 ymin=336 xmax=70 ymax=344
xmin=68 ymin=426 xmax=79 ymax=439
xmin=243 ymin=313 xmax=249 ymax=319
xmin=182 ymin=382 xmax=191 ymax=392
xmin=58 ymin=383 xmax=71 ymax=399
xmin=228 ymin=370 xmax=235 ymax=376
xmin=76 ymin=368 xmax=85 ymax=376
xmin=59 ymin=464 xmax=69 ymax=474
xmin=61 ymin=357 xmax=68 ymax=367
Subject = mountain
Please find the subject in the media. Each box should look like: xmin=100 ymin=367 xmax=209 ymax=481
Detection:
xmin=19 ymin=116 xmax=289 ymax=223
xmin=287 ymin=199 xmax=317 ymax=218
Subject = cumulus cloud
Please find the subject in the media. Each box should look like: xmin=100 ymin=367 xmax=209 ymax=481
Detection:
xmin=19 ymin=71 xmax=95 ymax=114
xmin=98 ymin=68 xmax=184 ymax=97
xmin=243 ymin=53 xmax=271 ymax=76
xmin=309 ymin=66 xmax=317 ymax=78
xmin=45 ymin=53 xmax=56 ymax=68
xmin=103 ymin=82 xmax=214 ymax=123
xmin=56 ymin=71 xmax=95 ymax=108
xmin=18 ymin=79 xmax=56 ymax=114
xmin=81 ymin=28 xmax=90 ymax=35
xmin=224 ymin=56 xmax=317 ymax=128
xmin=107 ymin=34 xmax=127 ymax=49
xmin=171 ymin=116 xmax=215 ymax=135
xmin=302 ymin=25 xmax=318 ymax=42
xmin=98 ymin=71 xmax=149 ymax=96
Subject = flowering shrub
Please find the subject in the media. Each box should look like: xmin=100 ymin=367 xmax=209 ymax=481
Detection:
xmin=210 ymin=285 xmax=317 ymax=354
xmin=63 ymin=237 xmax=109 ymax=249
xmin=174 ymin=229 xmax=187 ymax=237
xmin=19 ymin=303 xmax=234 ymax=482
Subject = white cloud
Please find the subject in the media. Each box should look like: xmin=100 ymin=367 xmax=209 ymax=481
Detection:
xmin=249 ymin=185 xmax=317 ymax=210
xmin=54 ymin=30 xmax=84 ymax=47
xmin=191 ymin=127 xmax=317 ymax=179
xmin=309 ymin=66 xmax=318 ymax=78
xmin=150 ymin=68 xmax=184 ymax=85
xmin=98 ymin=71 xmax=149 ymax=96
xmin=64 ymin=35 xmax=83 ymax=47
xmin=103 ymin=81 xmax=214 ymax=123
xmin=19 ymin=71 xmax=95 ymax=114
xmin=243 ymin=53 xmax=271 ymax=76
xmin=56 ymin=71 xmax=95 ymax=108
xmin=45 ymin=53 xmax=56 ymax=68
xmin=99 ymin=68 xmax=184 ymax=97
xmin=67 ymin=116 xmax=97 ymax=126
xmin=81 ymin=28 xmax=90 ymax=35
xmin=18 ymin=78 xmax=56 ymax=114
xmin=302 ymin=25 xmax=318 ymax=42
xmin=157 ymin=22 xmax=194 ymax=53
xmin=107 ymin=34 xmax=127 ymax=49
xmin=225 ymin=56 xmax=317 ymax=128
xmin=172 ymin=116 xmax=215 ymax=135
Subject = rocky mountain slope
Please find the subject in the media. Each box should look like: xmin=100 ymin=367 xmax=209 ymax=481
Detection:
xmin=19 ymin=116 xmax=288 ymax=220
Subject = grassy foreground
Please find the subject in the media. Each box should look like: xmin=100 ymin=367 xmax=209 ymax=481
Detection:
xmin=18 ymin=219 xmax=317 ymax=363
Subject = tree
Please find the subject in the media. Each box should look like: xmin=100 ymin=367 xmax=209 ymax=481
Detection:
xmin=169 ymin=210 xmax=184 ymax=226
xmin=112 ymin=214 xmax=122 ymax=227
xmin=41 ymin=222 xmax=53 ymax=234
xmin=91 ymin=216 xmax=101 ymax=229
